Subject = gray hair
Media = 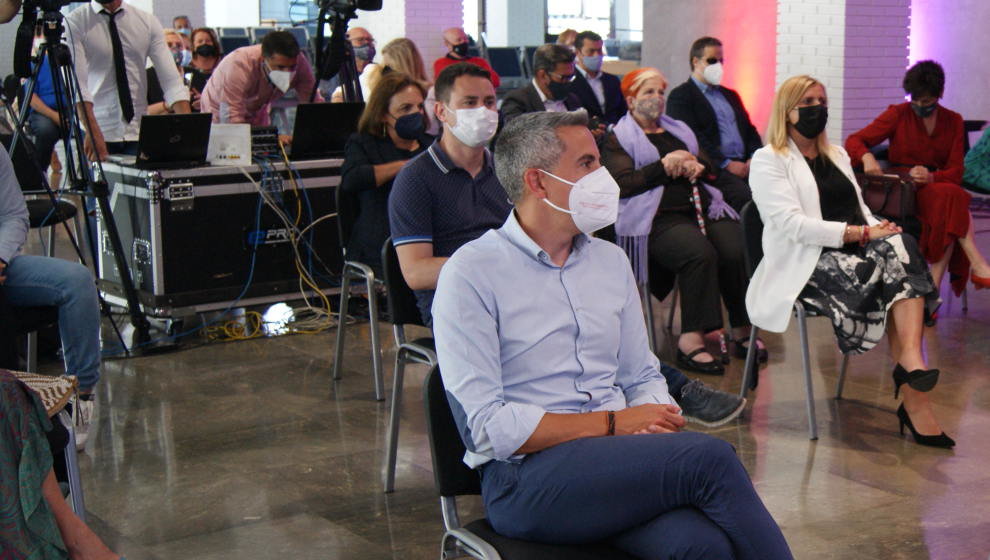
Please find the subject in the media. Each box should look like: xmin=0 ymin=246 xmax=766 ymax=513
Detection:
xmin=495 ymin=109 xmax=590 ymax=202
xmin=533 ymin=43 xmax=576 ymax=76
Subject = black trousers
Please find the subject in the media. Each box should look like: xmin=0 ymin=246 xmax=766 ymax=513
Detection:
xmin=649 ymin=212 xmax=750 ymax=333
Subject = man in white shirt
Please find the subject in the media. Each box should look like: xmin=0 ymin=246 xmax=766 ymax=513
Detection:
xmin=66 ymin=0 xmax=191 ymax=160
xmin=571 ymin=30 xmax=626 ymax=125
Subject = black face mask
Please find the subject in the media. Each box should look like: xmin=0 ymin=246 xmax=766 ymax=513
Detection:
xmin=912 ymin=102 xmax=936 ymax=118
xmin=393 ymin=112 xmax=425 ymax=140
xmin=194 ymin=45 xmax=218 ymax=58
xmin=793 ymin=105 xmax=828 ymax=139
xmin=452 ymin=42 xmax=469 ymax=57
xmin=547 ymin=80 xmax=571 ymax=101
xmin=95 ymin=0 xmax=114 ymax=4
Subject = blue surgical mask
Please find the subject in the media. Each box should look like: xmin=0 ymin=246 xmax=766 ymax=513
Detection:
xmin=582 ymin=55 xmax=603 ymax=73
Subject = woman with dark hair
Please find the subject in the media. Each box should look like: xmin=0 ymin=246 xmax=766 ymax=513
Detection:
xmin=186 ymin=28 xmax=222 ymax=111
xmin=340 ymin=72 xmax=433 ymax=273
xmin=846 ymin=60 xmax=990 ymax=296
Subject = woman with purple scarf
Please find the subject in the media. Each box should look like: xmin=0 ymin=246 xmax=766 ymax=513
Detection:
xmin=601 ymin=67 xmax=767 ymax=374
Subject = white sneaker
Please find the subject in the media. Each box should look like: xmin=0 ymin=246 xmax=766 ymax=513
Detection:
xmin=73 ymin=396 xmax=95 ymax=452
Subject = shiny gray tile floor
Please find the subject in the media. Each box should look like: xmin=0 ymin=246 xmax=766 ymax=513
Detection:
xmin=34 ymin=214 xmax=990 ymax=559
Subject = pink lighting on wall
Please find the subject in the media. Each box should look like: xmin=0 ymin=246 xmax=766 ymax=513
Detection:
xmin=712 ymin=0 xmax=778 ymax=134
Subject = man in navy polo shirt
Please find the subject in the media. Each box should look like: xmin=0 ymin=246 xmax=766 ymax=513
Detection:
xmin=388 ymin=63 xmax=510 ymax=326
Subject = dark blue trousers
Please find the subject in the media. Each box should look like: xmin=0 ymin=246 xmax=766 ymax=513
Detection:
xmin=480 ymin=432 xmax=792 ymax=560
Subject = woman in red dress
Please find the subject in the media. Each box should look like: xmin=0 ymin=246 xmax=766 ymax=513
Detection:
xmin=846 ymin=60 xmax=990 ymax=295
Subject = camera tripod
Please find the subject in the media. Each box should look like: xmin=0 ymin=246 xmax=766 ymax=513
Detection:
xmin=8 ymin=4 xmax=164 ymax=354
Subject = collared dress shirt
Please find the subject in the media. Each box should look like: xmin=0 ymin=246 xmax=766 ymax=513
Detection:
xmin=577 ymin=65 xmax=605 ymax=111
xmin=200 ymin=45 xmax=319 ymax=126
xmin=388 ymin=140 xmax=512 ymax=323
xmin=66 ymin=1 xmax=189 ymax=142
xmin=432 ymin=211 xmax=676 ymax=468
xmin=532 ymin=78 xmax=568 ymax=113
xmin=690 ymin=76 xmax=745 ymax=167
xmin=0 ymin=146 xmax=28 ymax=264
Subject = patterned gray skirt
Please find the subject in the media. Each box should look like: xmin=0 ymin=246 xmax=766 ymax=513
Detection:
xmin=798 ymin=233 xmax=938 ymax=355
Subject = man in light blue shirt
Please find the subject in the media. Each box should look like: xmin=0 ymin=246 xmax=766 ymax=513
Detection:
xmin=431 ymin=111 xmax=792 ymax=559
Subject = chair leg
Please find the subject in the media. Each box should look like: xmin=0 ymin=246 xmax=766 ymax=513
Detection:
xmin=46 ymin=226 xmax=56 ymax=258
xmin=61 ymin=412 xmax=86 ymax=522
xmin=365 ymin=274 xmax=384 ymax=402
xmin=739 ymin=326 xmax=760 ymax=398
xmin=835 ymin=353 xmax=851 ymax=400
xmin=962 ymin=286 xmax=969 ymax=312
xmin=383 ymin=350 xmax=406 ymax=493
xmin=331 ymin=271 xmax=353 ymax=382
xmin=794 ymin=304 xmax=818 ymax=440
xmin=666 ymin=288 xmax=678 ymax=332
xmin=26 ymin=332 xmax=38 ymax=373
xmin=640 ymin=283 xmax=657 ymax=353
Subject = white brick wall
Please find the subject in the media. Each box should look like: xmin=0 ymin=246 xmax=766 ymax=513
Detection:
xmin=405 ymin=0 xmax=464 ymax=74
xmin=842 ymin=0 xmax=910 ymax=140
xmin=776 ymin=0 xmax=847 ymax=143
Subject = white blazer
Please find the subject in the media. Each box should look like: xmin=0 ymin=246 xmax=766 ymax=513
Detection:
xmin=745 ymin=139 xmax=880 ymax=333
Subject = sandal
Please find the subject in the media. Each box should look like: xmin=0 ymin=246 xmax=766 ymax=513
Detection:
xmin=676 ymin=348 xmax=726 ymax=375
xmin=733 ymin=336 xmax=769 ymax=362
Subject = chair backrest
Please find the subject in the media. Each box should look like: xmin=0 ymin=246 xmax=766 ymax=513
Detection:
xmin=382 ymin=237 xmax=428 ymax=328
xmin=423 ymin=364 xmax=483 ymax=498
xmin=0 ymin=133 xmax=45 ymax=192
xmin=963 ymin=119 xmax=988 ymax=154
xmin=334 ymin=183 xmax=361 ymax=253
xmin=740 ymin=201 xmax=764 ymax=278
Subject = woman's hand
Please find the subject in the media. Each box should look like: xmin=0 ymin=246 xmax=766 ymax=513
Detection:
xmin=862 ymin=153 xmax=883 ymax=176
xmin=660 ymin=150 xmax=696 ymax=178
xmin=682 ymin=160 xmax=706 ymax=182
xmin=869 ymin=221 xmax=901 ymax=240
xmin=909 ymin=165 xmax=931 ymax=184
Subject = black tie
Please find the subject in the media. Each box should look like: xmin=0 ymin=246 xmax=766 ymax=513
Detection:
xmin=102 ymin=9 xmax=134 ymax=123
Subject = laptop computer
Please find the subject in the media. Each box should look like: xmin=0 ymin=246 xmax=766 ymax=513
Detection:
xmin=290 ymin=102 xmax=364 ymax=161
xmin=135 ymin=113 xmax=212 ymax=169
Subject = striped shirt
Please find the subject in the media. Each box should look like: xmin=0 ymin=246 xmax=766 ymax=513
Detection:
xmin=388 ymin=140 xmax=512 ymax=323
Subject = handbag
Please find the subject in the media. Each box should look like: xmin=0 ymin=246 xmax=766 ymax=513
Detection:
xmin=856 ymin=173 xmax=917 ymax=221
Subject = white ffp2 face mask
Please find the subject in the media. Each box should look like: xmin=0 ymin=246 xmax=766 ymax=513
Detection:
xmin=703 ymin=62 xmax=723 ymax=86
xmin=539 ymin=166 xmax=620 ymax=234
xmin=445 ymin=105 xmax=499 ymax=148
xmin=266 ymin=62 xmax=294 ymax=93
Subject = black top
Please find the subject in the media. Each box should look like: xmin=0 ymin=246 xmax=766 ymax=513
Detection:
xmin=339 ymin=131 xmax=433 ymax=271
xmin=600 ymin=131 xmax=713 ymax=214
xmin=805 ymin=156 xmax=866 ymax=226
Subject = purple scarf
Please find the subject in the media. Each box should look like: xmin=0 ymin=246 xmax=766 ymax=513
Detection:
xmin=613 ymin=113 xmax=739 ymax=285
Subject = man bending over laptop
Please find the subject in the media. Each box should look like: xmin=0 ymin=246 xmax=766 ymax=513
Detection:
xmin=200 ymin=31 xmax=320 ymax=143
xmin=432 ymin=111 xmax=793 ymax=559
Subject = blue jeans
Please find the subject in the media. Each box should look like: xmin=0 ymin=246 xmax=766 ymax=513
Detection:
xmin=27 ymin=111 xmax=61 ymax=173
xmin=480 ymin=432 xmax=792 ymax=560
xmin=3 ymin=254 xmax=101 ymax=391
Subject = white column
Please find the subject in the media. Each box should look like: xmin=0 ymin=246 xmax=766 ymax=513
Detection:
xmin=405 ymin=0 xmax=464 ymax=73
xmin=776 ymin=0 xmax=847 ymax=143
xmin=484 ymin=0 xmax=542 ymax=47
xmin=205 ymin=0 xmax=260 ymax=28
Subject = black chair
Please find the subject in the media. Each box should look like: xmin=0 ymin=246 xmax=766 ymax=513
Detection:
xmin=423 ymin=365 xmax=638 ymax=560
xmin=738 ymin=202 xmax=849 ymax=441
xmin=381 ymin=237 xmax=437 ymax=493
xmin=331 ymin=185 xmax=385 ymax=401
xmin=0 ymin=133 xmax=81 ymax=258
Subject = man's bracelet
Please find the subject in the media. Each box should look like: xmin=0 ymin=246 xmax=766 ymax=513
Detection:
xmin=606 ymin=411 xmax=615 ymax=436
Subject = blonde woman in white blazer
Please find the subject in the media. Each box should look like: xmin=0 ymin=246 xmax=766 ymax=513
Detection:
xmin=747 ymin=75 xmax=953 ymax=448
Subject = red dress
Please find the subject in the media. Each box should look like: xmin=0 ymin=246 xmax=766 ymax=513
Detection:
xmin=846 ymin=102 xmax=970 ymax=294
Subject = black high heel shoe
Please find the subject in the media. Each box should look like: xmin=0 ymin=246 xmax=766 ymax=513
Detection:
xmin=896 ymin=404 xmax=955 ymax=448
xmin=892 ymin=364 xmax=940 ymax=398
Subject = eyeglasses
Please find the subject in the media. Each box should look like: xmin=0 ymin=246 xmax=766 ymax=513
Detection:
xmin=705 ymin=57 xmax=724 ymax=65
xmin=549 ymin=71 xmax=576 ymax=83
